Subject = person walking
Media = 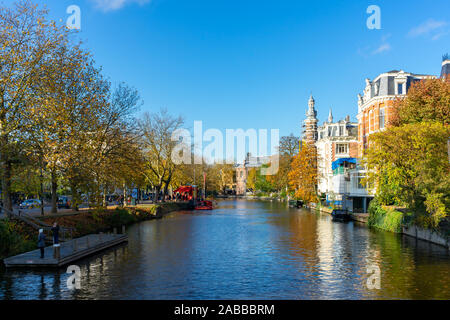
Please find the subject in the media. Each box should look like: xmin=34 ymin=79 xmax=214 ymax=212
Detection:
xmin=37 ymin=229 xmax=46 ymax=259
xmin=51 ymin=222 xmax=60 ymax=245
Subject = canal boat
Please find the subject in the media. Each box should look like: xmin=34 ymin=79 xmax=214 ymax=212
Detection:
xmin=288 ymin=200 xmax=304 ymax=208
xmin=331 ymin=209 xmax=352 ymax=222
xmin=195 ymin=200 xmax=213 ymax=210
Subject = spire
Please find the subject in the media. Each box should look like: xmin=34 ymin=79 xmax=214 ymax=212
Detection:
xmin=306 ymin=94 xmax=316 ymax=118
xmin=328 ymin=108 xmax=333 ymax=123
xmin=303 ymin=94 xmax=318 ymax=145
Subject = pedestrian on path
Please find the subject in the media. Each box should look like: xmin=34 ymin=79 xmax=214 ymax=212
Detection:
xmin=51 ymin=222 xmax=60 ymax=244
xmin=38 ymin=229 xmax=46 ymax=259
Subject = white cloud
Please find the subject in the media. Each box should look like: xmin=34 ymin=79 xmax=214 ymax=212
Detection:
xmin=431 ymin=30 xmax=449 ymax=41
xmin=372 ymin=43 xmax=391 ymax=55
xmin=408 ymin=19 xmax=447 ymax=38
xmin=90 ymin=0 xmax=151 ymax=12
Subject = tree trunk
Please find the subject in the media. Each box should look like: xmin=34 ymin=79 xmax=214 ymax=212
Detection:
xmin=103 ymin=185 xmax=107 ymax=208
xmin=123 ymin=182 xmax=127 ymax=206
xmin=70 ymin=180 xmax=79 ymax=211
xmin=1 ymin=159 xmax=12 ymax=213
xmin=40 ymin=171 xmax=44 ymax=216
xmin=155 ymin=186 xmax=161 ymax=203
xmin=51 ymin=170 xmax=58 ymax=214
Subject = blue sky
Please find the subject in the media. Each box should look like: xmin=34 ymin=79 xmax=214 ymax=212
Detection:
xmin=30 ymin=0 xmax=450 ymax=137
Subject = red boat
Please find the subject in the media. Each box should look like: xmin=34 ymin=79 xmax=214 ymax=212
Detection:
xmin=195 ymin=200 xmax=213 ymax=210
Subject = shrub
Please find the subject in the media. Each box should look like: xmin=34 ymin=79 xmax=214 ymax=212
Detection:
xmin=103 ymin=208 xmax=137 ymax=227
xmin=0 ymin=220 xmax=36 ymax=260
xmin=368 ymin=198 xmax=404 ymax=233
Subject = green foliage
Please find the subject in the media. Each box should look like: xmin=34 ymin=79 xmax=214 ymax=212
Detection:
xmin=102 ymin=208 xmax=138 ymax=227
xmin=363 ymin=122 xmax=450 ymax=228
xmin=0 ymin=220 xmax=35 ymax=260
xmin=254 ymin=164 xmax=276 ymax=193
xmin=368 ymin=198 xmax=404 ymax=233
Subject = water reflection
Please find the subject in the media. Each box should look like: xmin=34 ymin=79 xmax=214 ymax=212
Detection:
xmin=0 ymin=199 xmax=449 ymax=299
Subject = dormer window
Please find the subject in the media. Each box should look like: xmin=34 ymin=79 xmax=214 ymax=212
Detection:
xmin=395 ymin=77 xmax=407 ymax=95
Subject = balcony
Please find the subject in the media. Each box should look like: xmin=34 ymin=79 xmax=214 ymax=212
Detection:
xmin=331 ymin=170 xmax=369 ymax=196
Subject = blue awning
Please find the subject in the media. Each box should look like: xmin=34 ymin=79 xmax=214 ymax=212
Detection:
xmin=332 ymin=157 xmax=357 ymax=170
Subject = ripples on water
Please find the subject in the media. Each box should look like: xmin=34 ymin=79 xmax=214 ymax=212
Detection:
xmin=1 ymin=199 xmax=449 ymax=300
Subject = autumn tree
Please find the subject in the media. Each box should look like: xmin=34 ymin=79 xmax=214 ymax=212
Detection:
xmin=269 ymin=134 xmax=299 ymax=194
xmin=87 ymin=83 xmax=142 ymax=207
xmin=205 ymin=163 xmax=235 ymax=194
xmin=246 ymin=168 xmax=257 ymax=191
xmin=139 ymin=109 xmax=184 ymax=202
xmin=288 ymin=142 xmax=318 ymax=203
xmin=390 ymin=78 xmax=450 ymax=127
xmin=0 ymin=0 xmax=68 ymax=211
xmin=362 ymin=122 xmax=449 ymax=228
xmin=364 ymin=77 xmax=450 ymax=228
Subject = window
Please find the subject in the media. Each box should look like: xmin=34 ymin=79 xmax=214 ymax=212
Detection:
xmin=379 ymin=108 xmax=385 ymax=129
xmin=369 ymin=110 xmax=373 ymax=133
xmin=396 ymin=81 xmax=406 ymax=95
xmin=336 ymin=143 xmax=348 ymax=154
xmin=339 ymin=126 xmax=344 ymax=136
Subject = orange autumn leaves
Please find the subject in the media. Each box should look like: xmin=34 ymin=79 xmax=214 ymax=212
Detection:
xmin=288 ymin=143 xmax=318 ymax=203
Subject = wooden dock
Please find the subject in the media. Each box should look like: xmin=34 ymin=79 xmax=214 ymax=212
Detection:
xmin=4 ymin=233 xmax=128 ymax=268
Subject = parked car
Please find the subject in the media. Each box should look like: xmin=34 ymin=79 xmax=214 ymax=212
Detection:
xmin=57 ymin=196 xmax=71 ymax=209
xmin=19 ymin=199 xmax=42 ymax=209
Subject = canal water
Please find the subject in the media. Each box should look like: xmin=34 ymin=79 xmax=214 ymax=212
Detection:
xmin=1 ymin=199 xmax=449 ymax=300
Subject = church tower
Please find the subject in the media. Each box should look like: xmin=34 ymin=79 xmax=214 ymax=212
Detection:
xmin=302 ymin=95 xmax=318 ymax=145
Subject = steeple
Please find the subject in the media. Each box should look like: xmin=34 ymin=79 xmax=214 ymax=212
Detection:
xmin=306 ymin=95 xmax=317 ymax=118
xmin=328 ymin=108 xmax=333 ymax=123
xmin=302 ymin=94 xmax=319 ymax=145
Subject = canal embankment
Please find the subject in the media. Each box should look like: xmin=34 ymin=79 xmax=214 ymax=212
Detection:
xmin=311 ymin=200 xmax=450 ymax=249
xmin=0 ymin=202 xmax=189 ymax=263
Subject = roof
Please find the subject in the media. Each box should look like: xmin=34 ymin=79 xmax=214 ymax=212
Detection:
xmin=173 ymin=186 xmax=194 ymax=193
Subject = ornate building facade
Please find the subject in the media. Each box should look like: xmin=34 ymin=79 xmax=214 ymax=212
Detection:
xmin=316 ymin=110 xmax=358 ymax=198
xmin=356 ymin=70 xmax=436 ymax=156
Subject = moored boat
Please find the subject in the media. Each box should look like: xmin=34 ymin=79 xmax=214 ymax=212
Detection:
xmin=288 ymin=200 xmax=304 ymax=208
xmin=195 ymin=200 xmax=213 ymax=210
xmin=331 ymin=209 xmax=352 ymax=222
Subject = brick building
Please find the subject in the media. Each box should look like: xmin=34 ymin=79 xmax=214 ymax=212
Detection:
xmin=235 ymin=153 xmax=275 ymax=195
xmin=356 ymin=70 xmax=436 ymax=156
